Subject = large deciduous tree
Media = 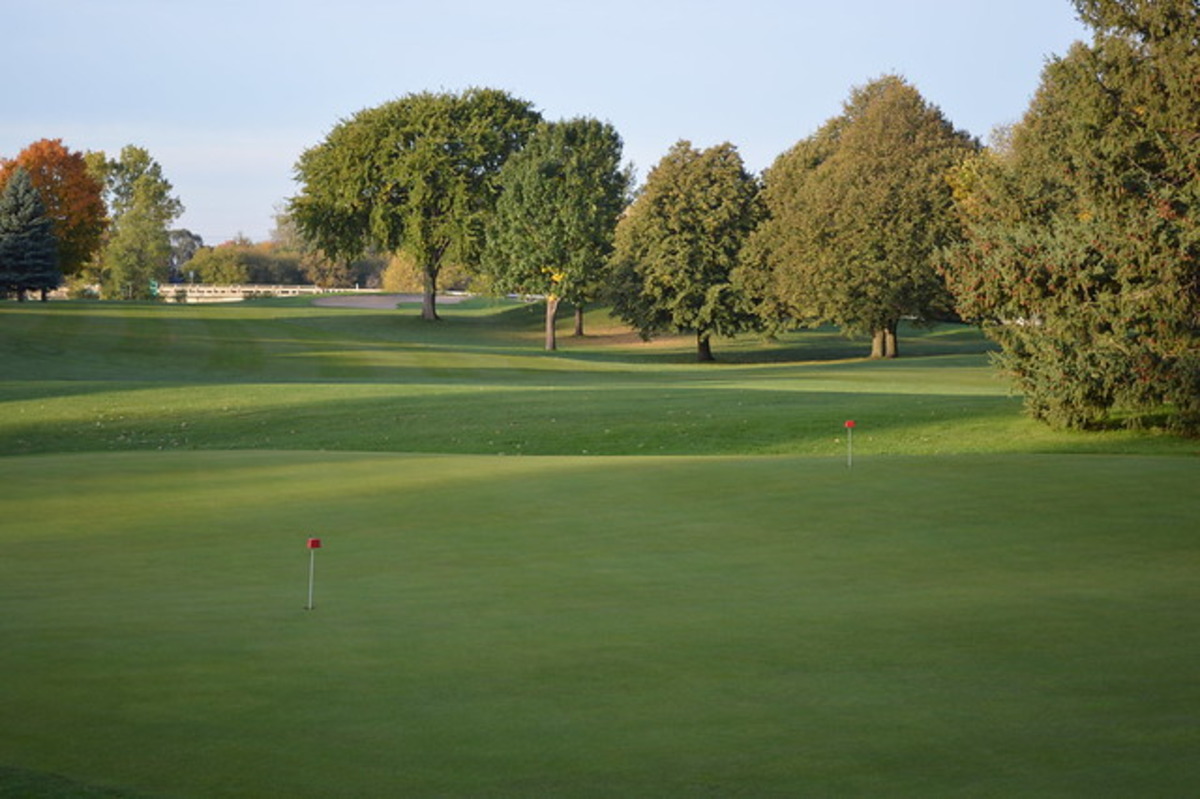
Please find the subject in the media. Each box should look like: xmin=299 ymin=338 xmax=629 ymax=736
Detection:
xmin=609 ymin=141 xmax=762 ymax=362
xmin=483 ymin=118 xmax=630 ymax=350
xmin=941 ymin=0 xmax=1199 ymax=431
xmin=0 ymin=167 xmax=60 ymax=300
xmin=290 ymin=88 xmax=541 ymax=320
xmin=742 ymin=75 xmax=976 ymax=357
xmin=92 ymin=146 xmax=184 ymax=300
xmin=0 ymin=138 xmax=106 ymax=277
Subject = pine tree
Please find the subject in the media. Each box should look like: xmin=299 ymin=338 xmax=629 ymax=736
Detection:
xmin=0 ymin=167 xmax=60 ymax=300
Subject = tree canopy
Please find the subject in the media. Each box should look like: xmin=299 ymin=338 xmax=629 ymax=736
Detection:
xmin=0 ymin=139 xmax=106 ymax=277
xmin=91 ymin=146 xmax=184 ymax=299
xmin=290 ymin=88 xmax=541 ymax=320
xmin=941 ymin=0 xmax=1199 ymax=430
xmin=742 ymin=75 xmax=977 ymax=358
xmin=483 ymin=117 xmax=630 ymax=350
xmin=610 ymin=141 xmax=762 ymax=361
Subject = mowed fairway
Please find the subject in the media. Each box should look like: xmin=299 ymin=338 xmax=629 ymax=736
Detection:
xmin=1 ymin=298 xmax=1198 ymax=797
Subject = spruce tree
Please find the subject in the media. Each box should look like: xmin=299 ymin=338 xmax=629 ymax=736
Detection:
xmin=0 ymin=167 xmax=60 ymax=300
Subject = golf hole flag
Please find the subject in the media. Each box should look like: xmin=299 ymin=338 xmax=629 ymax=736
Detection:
xmin=305 ymin=538 xmax=322 ymax=609
xmin=845 ymin=420 xmax=856 ymax=467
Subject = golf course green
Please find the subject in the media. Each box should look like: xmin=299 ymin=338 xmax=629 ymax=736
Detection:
xmin=2 ymin=297 xmax=1197 ymax=797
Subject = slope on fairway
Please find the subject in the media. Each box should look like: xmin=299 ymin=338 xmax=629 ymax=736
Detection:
xmin=2 ymin=450 xmax=1196 ymax=797
xmin=2 ymin=300 xmax=1193 ymax=458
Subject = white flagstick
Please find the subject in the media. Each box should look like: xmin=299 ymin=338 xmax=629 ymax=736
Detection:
xmin=306 ymin=538 xmax=322 ymax=609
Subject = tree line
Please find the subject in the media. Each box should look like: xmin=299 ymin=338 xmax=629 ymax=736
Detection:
xmin=290 ymin=0 xmax=1195 ymax=432
xmin=0 ymin=138 xmax=392 ymax=299
xmin=3 ymin=0 xmax=1194 ymax=432
xmin=0 ymin=141 xmax=187 ymax=300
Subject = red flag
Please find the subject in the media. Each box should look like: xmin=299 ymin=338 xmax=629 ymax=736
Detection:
xmin=307 ymin=538 xmax=322 ymax=549
xmin=844 ymin=420 xmax=857 ymax=429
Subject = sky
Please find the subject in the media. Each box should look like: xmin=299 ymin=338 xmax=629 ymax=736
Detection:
xmin=4 ymin=0 xmax=1091 ymax=245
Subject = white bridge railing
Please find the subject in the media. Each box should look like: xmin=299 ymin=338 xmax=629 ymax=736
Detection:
xmin=162 ymin=285 xmax=377 ymax=303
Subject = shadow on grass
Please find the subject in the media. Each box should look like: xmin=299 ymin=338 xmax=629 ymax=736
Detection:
xmin=0 ymin=765 xmax=146 ymax=798
xmin=2 ymin=301 xmax=998 ymax=387
xmin=556 ymin=322 xmax=999 ymax=366
xmin=6 ymin=381 xmax=1170 ymax=458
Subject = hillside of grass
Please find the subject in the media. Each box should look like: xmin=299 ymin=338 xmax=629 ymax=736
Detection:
xmin=1 ymin=297 xmax=1192 ymax=458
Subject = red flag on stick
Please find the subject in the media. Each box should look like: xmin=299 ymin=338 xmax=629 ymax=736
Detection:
xmin=305 ymin=538 xmax=322 ymax=609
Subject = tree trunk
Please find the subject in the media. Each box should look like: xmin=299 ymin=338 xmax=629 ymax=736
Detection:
xmin=884 ymin=319 xmax=899 ymax=358
xmin=870 ymin=328 xmax=885 ymax=359
xmin=421 ymin=266 xmax=439 ymax=321
xmin=697 ymin=332 xmax=715 ymax=362
xmin=545 ymin=295 xmax=560 ymax=351
xmin=573 ymin=303 xmax=585 ymax=337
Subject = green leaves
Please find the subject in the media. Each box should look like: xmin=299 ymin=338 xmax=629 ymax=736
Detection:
xmin=485 ymin=118 xmax=628 ymax=301
xmin=943 ymin=1 xmax=1199 ymax=431
xmin=745 ymin=76 xmax=975 ymax=357
xmin=482 ymin=118 xmax=630 ymax=349
xmin=290 ymin=89 xmax=541 ymax=319
xmin=93 ymin=147 xmax=183 ymax=301
xmin=610 ymin=141 xmax=762 ymax=361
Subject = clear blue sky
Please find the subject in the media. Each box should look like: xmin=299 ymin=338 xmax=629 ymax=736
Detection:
xmin=4 ymin=0 xmax=1090 ymax=245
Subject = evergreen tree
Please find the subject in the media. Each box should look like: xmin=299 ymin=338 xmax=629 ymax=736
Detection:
xmin=942 ymin=0 xmax=1199 ymax=431
xmin=0 ymin=167 xmax=60 ymax=300
xmin=609 ymin=141 xmax=762 ymax=362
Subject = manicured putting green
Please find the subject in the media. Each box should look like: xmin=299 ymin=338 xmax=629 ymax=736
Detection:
xmin=3 ymin=450 xmax=1196 ymax=797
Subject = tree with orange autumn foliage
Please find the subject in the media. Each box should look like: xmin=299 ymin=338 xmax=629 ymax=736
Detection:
xmin=0 ymin=139 xmax=107 ymax=277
